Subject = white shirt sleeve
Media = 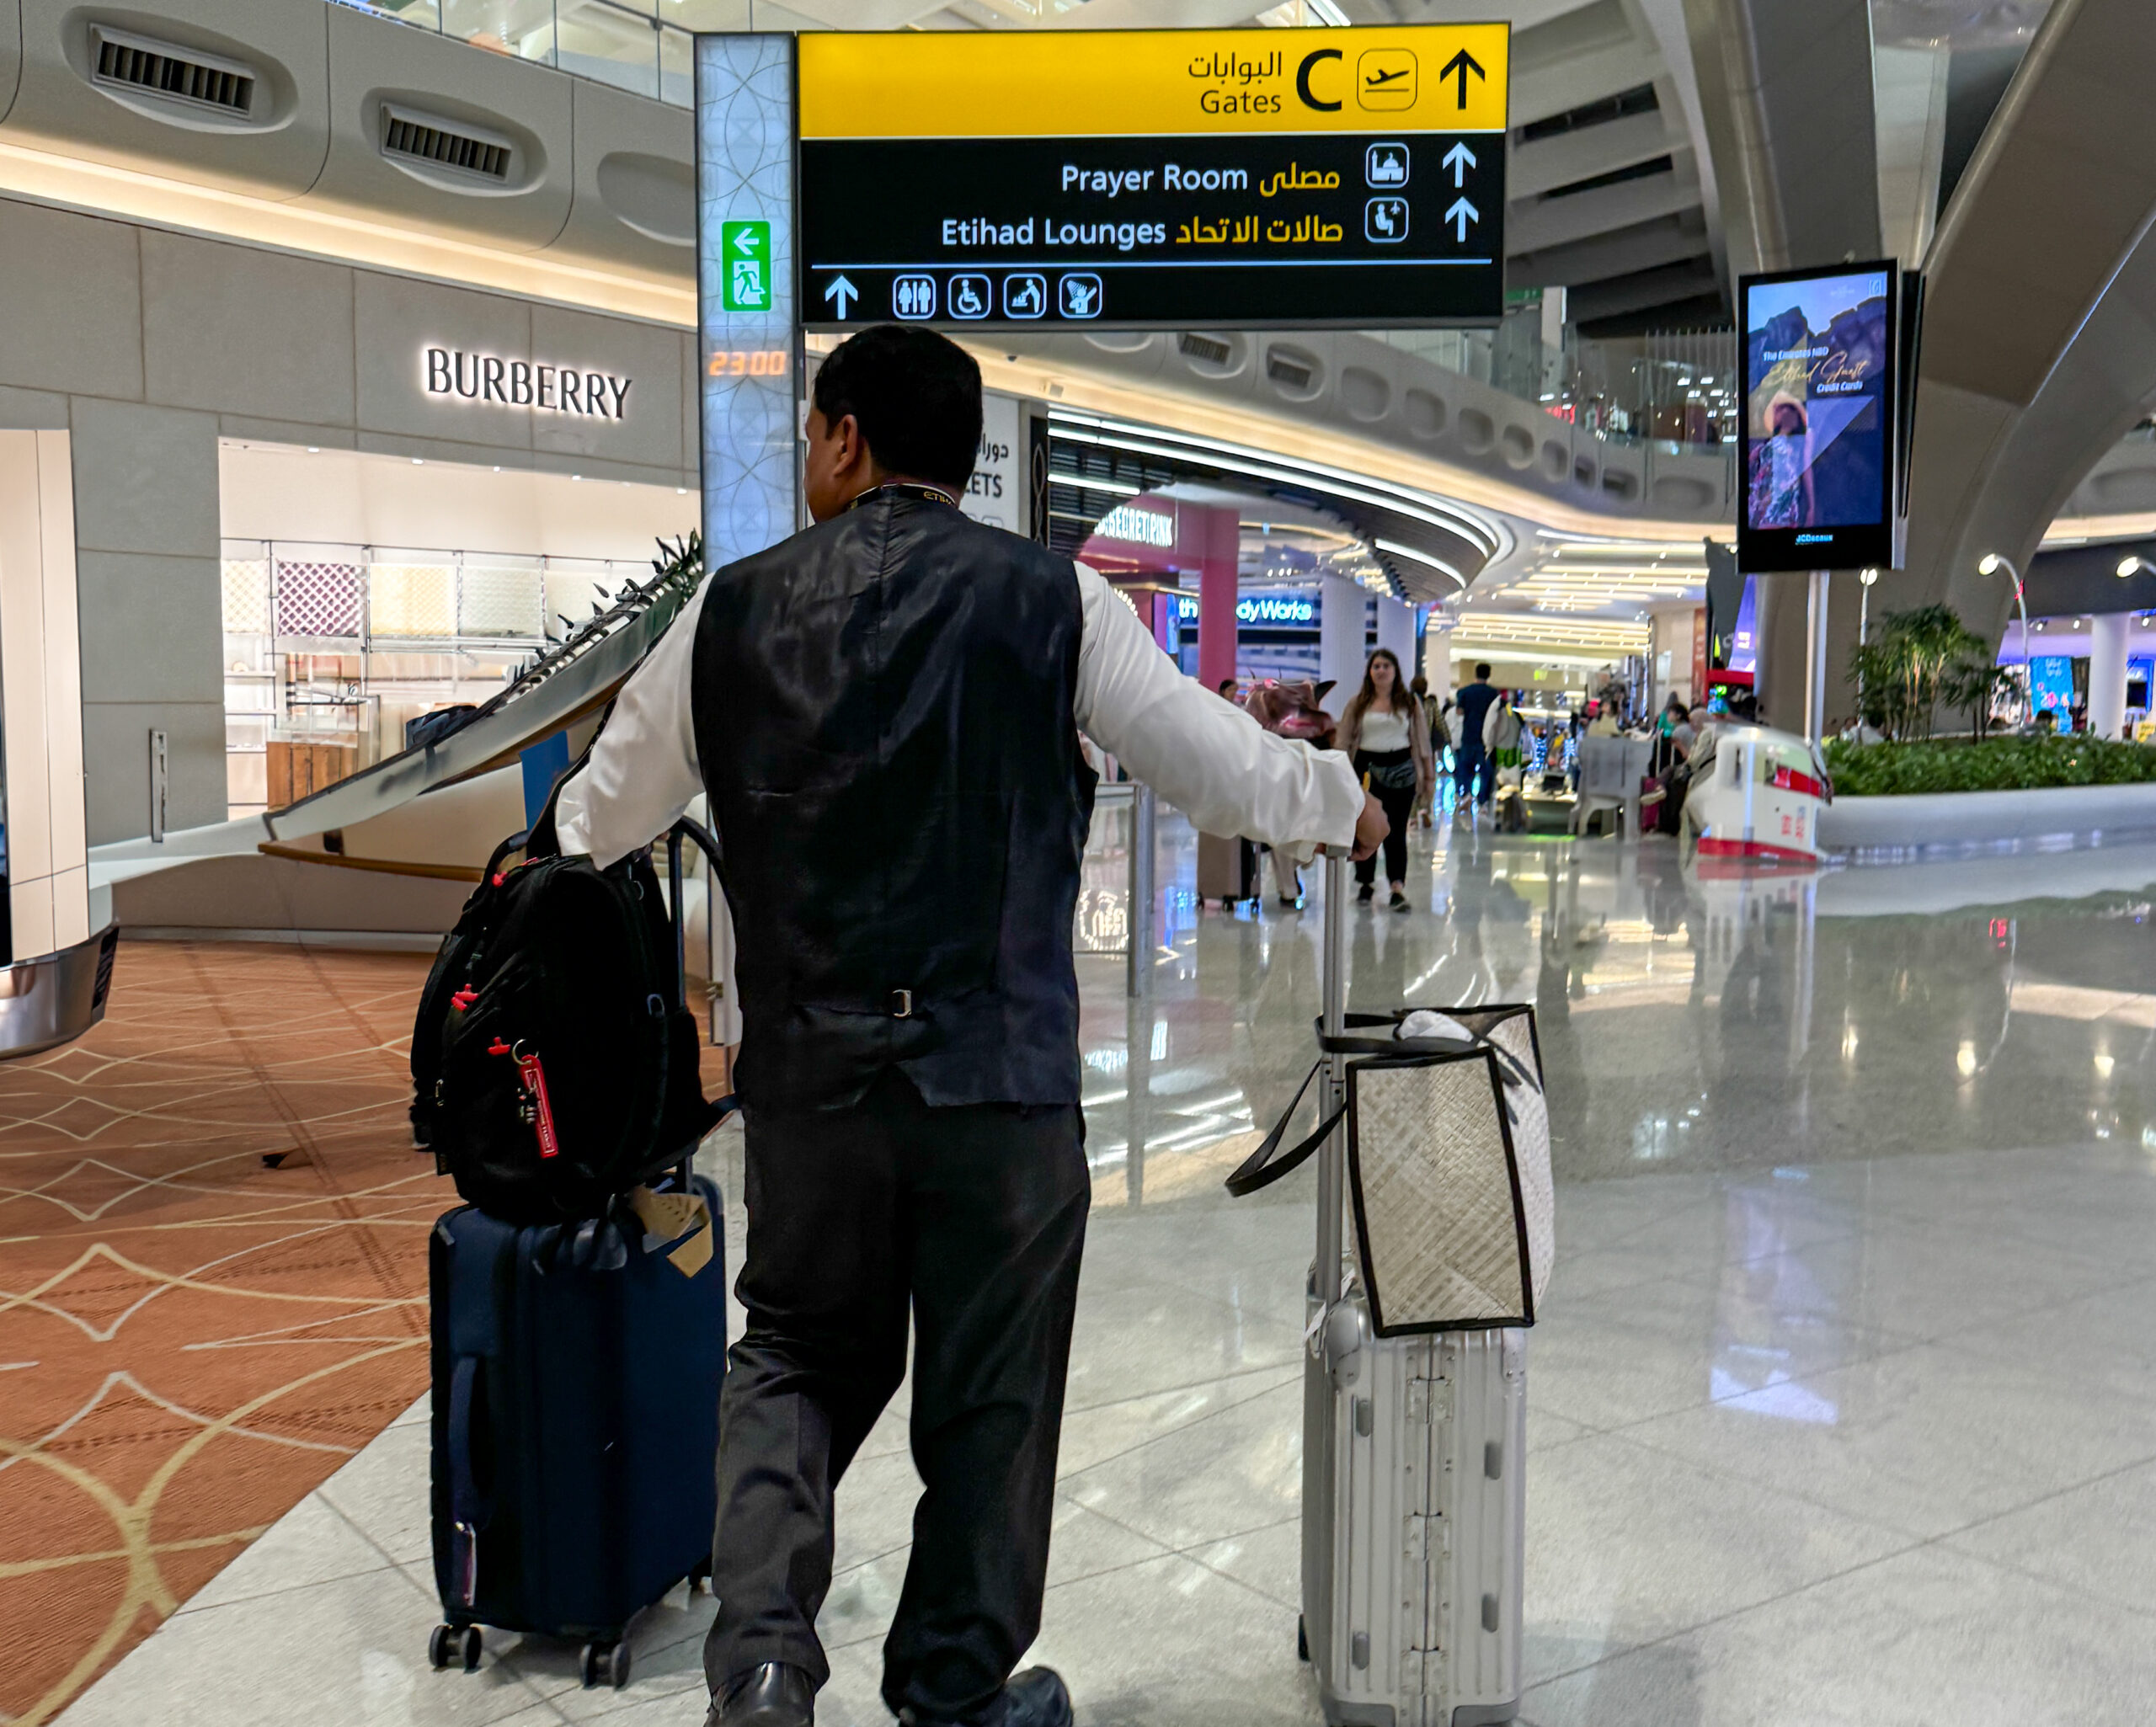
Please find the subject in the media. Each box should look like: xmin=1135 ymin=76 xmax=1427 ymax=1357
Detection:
xmin=1071 ymin=562 xmax=1363 ymax=850
xmin=552 ymin=578 xmax=709 ymax=868
xmin=554 ymin=559 xmax=1364 ymax=867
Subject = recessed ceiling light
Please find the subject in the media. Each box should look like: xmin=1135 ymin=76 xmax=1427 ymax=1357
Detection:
xmin=412 ymin=457 xmax=424 ymax=465
xmin=307 ymin=445 xmax=320 ymax=453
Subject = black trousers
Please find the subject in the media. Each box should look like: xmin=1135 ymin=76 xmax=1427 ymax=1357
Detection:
xmin=1353 ymin=751 xmax=1418 ymax=887
xmin=703 ymin=1069 xmax=1091 ymax=1724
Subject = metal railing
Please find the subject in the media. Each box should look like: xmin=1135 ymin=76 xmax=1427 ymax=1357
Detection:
xmin=1367 ymin=315 xmax=1739 ymax=450
xmin=333 ymin=0 xmax=739 ymax=108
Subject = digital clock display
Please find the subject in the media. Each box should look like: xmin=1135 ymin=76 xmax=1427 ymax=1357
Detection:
xmin=707 ymin=349 xmax=791 ymax=378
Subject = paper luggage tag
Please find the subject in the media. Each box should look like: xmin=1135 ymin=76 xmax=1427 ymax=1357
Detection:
xmin=628 ymin=1185 xmax=713 ymax=1278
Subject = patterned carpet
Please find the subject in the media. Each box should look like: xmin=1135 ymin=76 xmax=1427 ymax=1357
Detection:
xmin=0 ymin=941 xmax=442 ymax=1727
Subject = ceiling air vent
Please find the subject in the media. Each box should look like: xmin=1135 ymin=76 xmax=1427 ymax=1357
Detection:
xmin=1266 ymin=349 xmax=1315 ymax=390
xmin=381 ymin=104 xmax=514 ymax=184
xmin=1178 ymin=332 xmax=1233 ymax=365
xmin=90 ymin=26 xmax=255 ymax=118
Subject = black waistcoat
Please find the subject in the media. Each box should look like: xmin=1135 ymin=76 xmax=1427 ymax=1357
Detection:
xmin=691 ymin=490 xmax=1096 ymax=1112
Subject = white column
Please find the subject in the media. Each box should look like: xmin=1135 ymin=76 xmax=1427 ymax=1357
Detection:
xmin=2089 ymin=611 xmax=2131 ymax=739
xmin=0 ymin=431 xmax=88 ymax=957
xmin=1318 ymin=574 xmax=1366 ymax=705
xmin=1374 ymin=594 xmax=1415 ymax=673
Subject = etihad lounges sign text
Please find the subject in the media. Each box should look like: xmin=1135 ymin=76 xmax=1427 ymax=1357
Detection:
xmin=422 ymin=347 xmax=632 ymax=418
xmin=797 ymin=24 xmax=1510 ymax=331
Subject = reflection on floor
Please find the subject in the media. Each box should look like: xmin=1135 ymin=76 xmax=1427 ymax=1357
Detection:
xmin=52 ymin=818 xmax=2156 ymax=1725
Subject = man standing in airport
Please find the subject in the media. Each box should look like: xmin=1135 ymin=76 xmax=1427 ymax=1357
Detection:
xmin=1451 ymin=660 xmax=1501 ymax=810
xmin=555 ymin=325 xmax=1380 ymax=1727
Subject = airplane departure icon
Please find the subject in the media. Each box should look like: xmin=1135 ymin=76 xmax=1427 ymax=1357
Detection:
xmin=1356 ymin=48 xmax=1416 ymax=110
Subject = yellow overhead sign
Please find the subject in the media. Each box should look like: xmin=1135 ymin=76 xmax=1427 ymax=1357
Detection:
xmin=798 ymin=25 xmax=1511 ymax=141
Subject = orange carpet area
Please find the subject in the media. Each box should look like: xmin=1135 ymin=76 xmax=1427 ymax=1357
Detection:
xmin=0 ymin=941 xmax=445 ymax=1726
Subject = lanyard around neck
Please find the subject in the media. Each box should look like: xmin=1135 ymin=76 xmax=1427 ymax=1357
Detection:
xmin=848 ymin=481 xmax=959 ymax=513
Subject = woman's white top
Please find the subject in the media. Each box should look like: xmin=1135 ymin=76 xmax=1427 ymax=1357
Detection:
xmin=1358 ymin=708 xmax=1412 ymax=753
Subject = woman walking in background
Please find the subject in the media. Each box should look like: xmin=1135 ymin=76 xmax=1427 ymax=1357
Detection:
xmin=1340 ymin=648 xmax=1432 ymax=911
xmin=1410 ymin=674 xmax=1451 ymax=827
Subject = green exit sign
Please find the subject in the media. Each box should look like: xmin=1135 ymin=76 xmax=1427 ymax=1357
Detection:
xmin=721 ymin=220 xmax=771 ymax=312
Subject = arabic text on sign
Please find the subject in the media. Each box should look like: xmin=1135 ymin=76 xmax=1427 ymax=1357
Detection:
xmin=1259 ymin=164 xmax=1342 ymax=197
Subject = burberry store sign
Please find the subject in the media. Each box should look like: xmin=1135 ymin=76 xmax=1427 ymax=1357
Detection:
xmin=421 ymin=346 xmax=633 ymax=418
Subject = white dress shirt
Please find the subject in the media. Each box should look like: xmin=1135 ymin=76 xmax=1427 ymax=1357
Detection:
xmin=556 ymin=561 xmax=1364 ymax=869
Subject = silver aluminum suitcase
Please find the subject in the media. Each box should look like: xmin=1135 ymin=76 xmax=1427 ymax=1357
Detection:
xmin=1282 ymin=854 xmax=1529 ymax=1727
xmin=1304 ymin=1279 xmax=1525 ymax=1726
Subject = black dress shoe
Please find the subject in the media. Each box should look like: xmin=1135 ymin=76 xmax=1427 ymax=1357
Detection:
xmin=708 ymin=1662 xmax=814 ymax=1727
xmin=996 ymin=1668 xmax=1073 ymax=1727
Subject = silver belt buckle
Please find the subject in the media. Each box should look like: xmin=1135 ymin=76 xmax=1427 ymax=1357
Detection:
xmin=889 ymin=989 xmax=913 ymax=1019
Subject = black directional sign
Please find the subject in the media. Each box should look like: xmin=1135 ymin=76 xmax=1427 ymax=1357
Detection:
xmin=796 ymin=25 xmax=1511 ymax=332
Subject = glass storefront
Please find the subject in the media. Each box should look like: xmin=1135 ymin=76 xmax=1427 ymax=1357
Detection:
xmin=219 ymin=540 xmax=649 ymax=818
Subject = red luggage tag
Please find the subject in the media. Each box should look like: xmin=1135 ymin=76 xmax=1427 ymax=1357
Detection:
xmin=513 ymin=1044 xmax=560 ymax=1159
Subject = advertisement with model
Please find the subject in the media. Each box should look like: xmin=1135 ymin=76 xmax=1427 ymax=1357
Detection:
xmin=1738 ymin=264 xmax=1902 ymax=573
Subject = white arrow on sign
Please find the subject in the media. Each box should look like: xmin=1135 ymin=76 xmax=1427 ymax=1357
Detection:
xmin=824 ymin=275 xmax=857 ymax=319
xmin=1443 ymin=141 xmax=1476 ymax=189
xmin=1445 ymin=197 xmax=1479 ymax=241
xmin=734 ymin=227 xmax=763 ymax=256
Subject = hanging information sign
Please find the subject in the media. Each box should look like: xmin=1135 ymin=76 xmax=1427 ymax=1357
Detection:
xmin=796 ymin=25 xmax=1510 ymax=331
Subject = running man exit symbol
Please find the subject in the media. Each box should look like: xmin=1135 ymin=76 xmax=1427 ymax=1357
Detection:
xmin=721 ymin=221 xmax=771 ymax=312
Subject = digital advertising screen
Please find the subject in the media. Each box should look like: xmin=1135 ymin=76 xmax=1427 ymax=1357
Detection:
xmin=2029 ymin=655 xmax=2076 ymax=722
xmin=1738 ymin=264 xmax=1900 ymax=573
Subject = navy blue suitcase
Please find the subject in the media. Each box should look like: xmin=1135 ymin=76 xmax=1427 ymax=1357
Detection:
xmin=426 ymin=1174 xmax=726 ymax=1687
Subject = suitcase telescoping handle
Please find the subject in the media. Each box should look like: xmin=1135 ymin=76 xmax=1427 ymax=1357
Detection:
xmin=665 ymin=817 xmax=728 ymax=1191
xmin=1314 ymin=850 xmax=1349 ymax=1310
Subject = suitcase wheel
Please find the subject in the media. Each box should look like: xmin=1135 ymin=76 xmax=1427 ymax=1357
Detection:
xmin=429 ymin=1623 xmax=481 ymax=1673
xmin=580 ymin=1639 xmax=632 ymax=1690
xmin=1296 ymin=1615 xmax=1308 ymax=1664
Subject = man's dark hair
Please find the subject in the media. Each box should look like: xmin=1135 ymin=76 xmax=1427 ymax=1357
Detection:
xmin=814 ymin=324 xmax=982 ymax=493
xmin=1475 ymin=662 xmax=1492 ymax=680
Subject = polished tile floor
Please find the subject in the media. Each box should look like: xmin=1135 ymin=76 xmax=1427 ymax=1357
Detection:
xmin=56 ymin=813 xmax=2156 ymax=1726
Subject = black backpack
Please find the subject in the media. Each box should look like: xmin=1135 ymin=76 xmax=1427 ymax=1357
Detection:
xmin=410 ymin=816 xmax=725 ymax=1224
